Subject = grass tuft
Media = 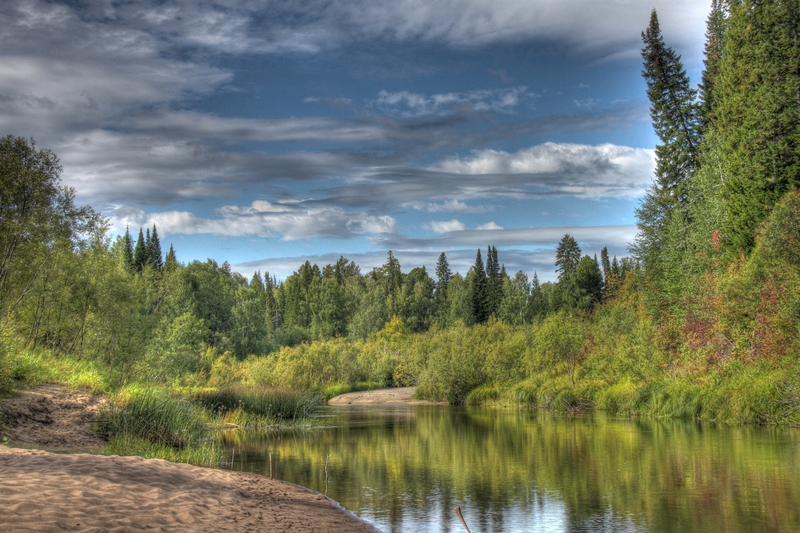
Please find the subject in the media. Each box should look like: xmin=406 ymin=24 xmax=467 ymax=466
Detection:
xmin=193 ymin=385 xmax=322 ymax=426
xmin=98 ymin=385 xmax=206 ymax=449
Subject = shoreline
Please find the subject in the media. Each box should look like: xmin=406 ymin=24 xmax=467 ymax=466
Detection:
xmin=0 ymin=385 xmax=381 ymax=533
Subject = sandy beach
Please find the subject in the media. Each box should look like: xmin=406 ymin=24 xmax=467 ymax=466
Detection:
xmin=0 ymin=385 xmax=380 ymax=533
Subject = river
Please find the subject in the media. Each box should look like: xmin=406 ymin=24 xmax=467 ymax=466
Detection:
xmin=220 ymin=404 xmax=800 ymax=532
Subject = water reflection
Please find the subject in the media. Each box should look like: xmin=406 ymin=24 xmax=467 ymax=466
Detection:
xmin=219 ymin=406 xmax=800 ymax=533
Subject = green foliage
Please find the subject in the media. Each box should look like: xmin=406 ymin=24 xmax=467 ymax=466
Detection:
xmin=0 ymin=338 xmax=11 ymax=395
xmin=267 ymin=338 xmax=361 ymax=389
xmin=141 ymin=312 xmax=208 ymax=383
xmin=465 ymin=384 xmax=500 ymax=405
xmin=532 ymin=310 xmax=586 ymax=387
xmin=415 ymin=323 xmax=487 ymax=404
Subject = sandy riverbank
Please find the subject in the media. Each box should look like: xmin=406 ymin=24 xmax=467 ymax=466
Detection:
xmin=327 ymin=386 xmax=446 ymax=406
xmin=0 ymin=385 xmax=379 ymax=533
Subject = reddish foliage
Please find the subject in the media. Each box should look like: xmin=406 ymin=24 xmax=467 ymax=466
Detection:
xmin=711 ymin=229 xmax=721 ymax=252
xmin=750 ymin=281 xmax=789 ymax=362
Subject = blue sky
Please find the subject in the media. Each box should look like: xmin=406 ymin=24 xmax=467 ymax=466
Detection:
xmin=0 ymin=0 xmax=708 ymax=281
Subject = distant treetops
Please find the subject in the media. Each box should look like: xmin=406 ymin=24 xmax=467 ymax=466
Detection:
xmin=119 ymin=225 xmax=175 ymax=273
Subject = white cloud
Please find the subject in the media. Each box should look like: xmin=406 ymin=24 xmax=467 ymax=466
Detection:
xmin=432 ymin=142 xmax=655 ymax=198
xmin=476 ymin=221 xmax=503 ymax=230
xmin=426 ymin=219 xmax=469 ymax=233
xmin=111 ymin=200 xmax=398 ymax=241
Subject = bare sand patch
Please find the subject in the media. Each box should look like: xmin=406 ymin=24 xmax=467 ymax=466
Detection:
xmin=327 ymin=386 xmax=446 ymax=406
xmin=0 ymin=384 xmax=107 ymax=453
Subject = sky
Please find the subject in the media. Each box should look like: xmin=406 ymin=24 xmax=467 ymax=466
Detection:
xmin=0 ymin=0 xmax=709 ymax=281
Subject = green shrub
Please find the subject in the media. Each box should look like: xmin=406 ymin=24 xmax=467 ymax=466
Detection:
xmin=465 ymin=384 xmax=500 ymax=405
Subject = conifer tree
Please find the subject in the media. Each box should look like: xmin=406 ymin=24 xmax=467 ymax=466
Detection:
xmin=699 ymin=0 xmax=728 ymax=130
xmin=133 ymin=228 xmax=146 ymax=272
xmin=470 ymin=249 xmax=488 ymax=324
xmin=485 ymin=245 xmax=502 ymax=318
xmin=435 ymin=252 xmax=452 ymax=296
xmin=714 ymin=0 xmax=800 ymax=252
xmin=528 ymin=272 xmax=547 ymax=318
xmin=264 ymin=272 xmax=279 ymax=334
xmin=633 ymin=10 xmax=701 ymax=269
xmin=121 ymin=227 xmax=135 ymax=272
xmin=148 ymin=225 xmax=163 ymax=271
xmin=555 ymin=234 xmax=581 ymax=282
xmin=164 ymin=244 xmax=178 ymax=272
xmin=600 ymin=246 xmax=611 ymax=288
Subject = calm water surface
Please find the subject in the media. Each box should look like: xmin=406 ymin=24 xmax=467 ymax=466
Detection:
xmin=219 ymin=405 xmax=800 ymax=533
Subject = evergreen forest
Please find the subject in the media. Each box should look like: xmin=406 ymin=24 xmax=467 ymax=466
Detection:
xmin=1 ymin=0 xmax=800 ymax=451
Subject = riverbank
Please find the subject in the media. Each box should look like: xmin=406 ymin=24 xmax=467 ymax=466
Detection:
xmin=0 ymin=385 xmax=379 ymax=533
xmin=327 ymin=386 xmax=447 ymax=405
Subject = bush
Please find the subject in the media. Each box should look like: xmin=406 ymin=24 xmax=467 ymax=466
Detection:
xmin=465 ymin=384 xmax=500 ymax=405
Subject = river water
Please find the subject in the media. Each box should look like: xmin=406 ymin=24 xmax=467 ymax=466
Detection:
xmin=220 ymin=405 xmax=800 ymax=533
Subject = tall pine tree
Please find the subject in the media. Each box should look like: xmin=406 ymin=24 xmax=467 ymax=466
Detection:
xmin=148 ymin=224 xmax=164 ymax=271
xmin=121 ymin=227 xmax=135 ymax=272
xmin=470 ymin=249 xmax=488 ymax=324
xmin=699 ymin=0 xmax=728 ymax=130
xmin=485 ymin=245 xmax=502 ymax=318
xmin=555 ymin=234 xmax=581 ymax=282
xmin=633 ymin=10 xmax=701 ymax=270
xmin=133 ymin=227 xmax=146 ymax=272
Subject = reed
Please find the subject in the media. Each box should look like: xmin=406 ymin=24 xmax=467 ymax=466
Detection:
xmin=98 ymin=385 xmax=206 ymax=449
xmin=193 ymin=385 xmax=322 ymax=425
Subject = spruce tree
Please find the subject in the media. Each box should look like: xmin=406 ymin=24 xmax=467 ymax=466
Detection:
xmin=148 ymin=224 xmax=164 ymax=271
xmin=264 ymin=273 xmax=279 ymax=334
xmin=600 ymin=246 xmax=611 ymax=288
xmin=133 ymin=228 xmax=146 ymax=272
xmin=699 ymin=0 xmax=728 ymax=130
xmin=554 ymin=234 xmax=581 ymax=282
xmin=470 ymin=249 xmax=488 ymax=324
xmin=633 ymin=10 xmax=701 ymax=269
xmin=485 ymin=245 xmax=502 ymax=318
xmin=164 ymin=244 xmax=178 ymax=272
xmin=435 ymin=252 xmax=452 ymax=295
xmin=714 ymin=0 xmax=800 ymax=253
xmin=121 ymin=227 xmax=135 ymax=272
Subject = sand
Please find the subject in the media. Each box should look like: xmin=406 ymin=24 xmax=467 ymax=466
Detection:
xmin=0 ymin=386 xmax=380 ymax=533
xmin=0 ymin=447 xmax=379 ymax=533
xmin=327 ymin=386 xmax=446 ymax=406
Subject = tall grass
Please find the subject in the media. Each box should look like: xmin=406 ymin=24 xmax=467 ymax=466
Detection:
xmin=193 ymin=385 xmax=322 ymax=427
xmin=101 ymin=436 xmax=220 ymax=467
xmin=98 ymin=385 xmax=206 ymax=449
